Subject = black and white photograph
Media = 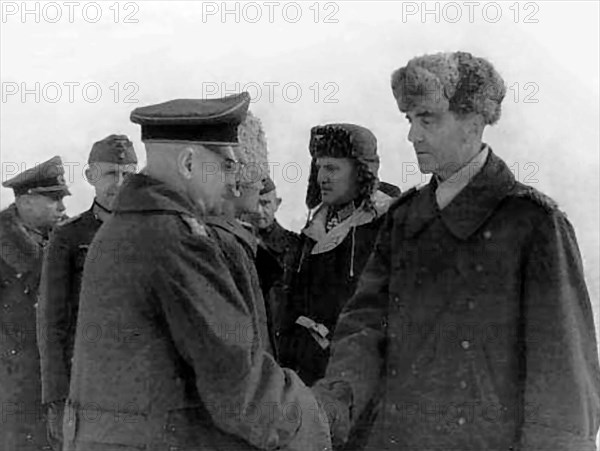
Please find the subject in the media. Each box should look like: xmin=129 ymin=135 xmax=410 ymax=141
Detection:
xmin=1 ymin=1 xmax=599 ymax=450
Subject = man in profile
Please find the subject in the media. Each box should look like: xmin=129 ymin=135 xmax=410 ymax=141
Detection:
xmin=1 ymin=156 xmax=70 ymax=450
xmin=314 ymin=51 xmax=600 ymax=450
xmin=63 ymin=93 xmax=331 ymax=451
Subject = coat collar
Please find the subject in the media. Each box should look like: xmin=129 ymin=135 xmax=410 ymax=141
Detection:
xmin=0 ymin=204 xmax=44 ymax=274
xmin=303 ymin=189 xmax=394 ymax=255
xmin=205 ymin=216 xmax=258 ymax=257
xmin=112 ymin=173 xmax=203 ymax=219
xmin=404 ymin=148 xmax=516 ymax=240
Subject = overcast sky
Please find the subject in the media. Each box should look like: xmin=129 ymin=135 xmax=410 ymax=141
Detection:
xmin=1 ymin=1 xmax=599 ymax=313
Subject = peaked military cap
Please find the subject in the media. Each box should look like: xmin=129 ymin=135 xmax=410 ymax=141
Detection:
xmin=130 ymin=92 xmax=251 ymax=145
xmin=260 ymin=175 xmax=276 ymax=195
xmin=2 ymin=155 xmax=71 ymax=197
xmin=89 ymin=134 xmax=137 ymax=164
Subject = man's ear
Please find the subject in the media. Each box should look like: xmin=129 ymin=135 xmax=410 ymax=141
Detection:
xmin=275 ymin=197 xmax=282 ymax=209
xmin=177 ymin=147 xmax=195 ymax=180
xmin=84 ymin=166 xmax=97 ymax=186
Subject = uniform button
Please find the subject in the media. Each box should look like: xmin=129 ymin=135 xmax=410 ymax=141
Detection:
xmin=169 ymin=425 xmax=176 ymax=432
xmin=389 ymin=332 xmax=396 ymax=339
xmin=24 ymin=287 xmax=30 ymax=294
xmin=475 ymin=264 xmax=483 ymax=272
xmin=458 ymin=417 xmax=466 ymax=426
xmin=393 ymin=296 xmax=400 ymax=303
xmin=461 ymin=340 xmax=471 ymax=350
xmin=389 ymin=434 xmax=398 ymax=444
xmin=460 ymin=380 xmax=468 ymax=389
xmin=25 ymin=433 xmax=33 ymax=441
xmin=483 ymin=230 xmax=492 ymax=240
xmin=16 ymin=273 xmax=22 ymax=279
xmin=10 ymin=349 xmax=17 ymax=355
xmin=467 ymin=300 xmax=476 ymax=310
xmin=33 ymin=302 xmax=38 ymax=308
xmin=390 ymin=368 xmax=397 ymax=377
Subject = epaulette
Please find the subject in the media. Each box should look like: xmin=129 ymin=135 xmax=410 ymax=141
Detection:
xmin=510 ymin=183 xmax=560 ymax=214
xmin=387 ymin=185 xmax=421 ymax=214
xmin=179 ymin=213 xmax=208 ymax=237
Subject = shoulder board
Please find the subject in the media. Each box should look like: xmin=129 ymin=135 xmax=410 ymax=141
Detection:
xmin=178 ymin=213 xmax=208 ymax=237
xmin=388 ymin=185 xmax=421 ymax=213
xmin=510 ymin=183 xmax=559 ymax=214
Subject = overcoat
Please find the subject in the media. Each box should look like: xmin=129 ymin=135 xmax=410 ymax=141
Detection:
xmin=63 ymin=174 xmax=331 ymax=451
xmin=314 ymin=150 xmax=600 ymax=450
xmin=205 ymin=215 xmax=274 ymax=356
xmin=257 ymin=220 xmax=301 ymax=339
xmin=0 ymin=204 xmax=52 ymax=450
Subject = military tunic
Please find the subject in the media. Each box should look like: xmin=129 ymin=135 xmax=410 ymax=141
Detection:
xmin=0 ymin=204 xmax=52 ymax=450
xmin=64 ymin=174 xmax=331 ymax=451
xmin=38 ymin=206 xmax=102 ymax=406
xmin=314 ymin=150 xmax=600 ymax=450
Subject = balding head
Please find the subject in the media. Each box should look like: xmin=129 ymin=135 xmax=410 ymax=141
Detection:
xmin=144 ymin=142 xmax=238 ymax=215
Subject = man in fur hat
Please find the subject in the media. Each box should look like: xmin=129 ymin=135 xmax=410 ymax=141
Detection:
xmin=278 ymin=123 xmax=399 ymax=386
xmin=313 ymin=51 xmax=600 ymax=451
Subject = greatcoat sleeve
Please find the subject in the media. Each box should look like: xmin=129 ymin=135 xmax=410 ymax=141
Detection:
xmin=518 ymin=210 xmax=600 ymax=450
xmin=152 ymin=227 xmax=332 ymax=451
xmin=312 ymin=211 xmax=392 ymax=446
xmin=37 ymin=226 xmax=73 ymax=404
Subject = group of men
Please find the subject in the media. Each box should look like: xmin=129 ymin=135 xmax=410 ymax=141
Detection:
xmin=1 ymin=51 xmax=599 ymax=451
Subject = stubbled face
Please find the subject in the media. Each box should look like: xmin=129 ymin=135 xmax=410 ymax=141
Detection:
xmin=404 ymin=103 xmax=475 ymax=179
xmin=19 ymin=193 xmax=66 ymax=229
xmin=188 ymin=145 xmax=238 ymax=214
xmin=86 ymin=162 xmax=137 ymax=208
xmin=234 ymin=181 xmax=261 ymax=216
xmin=316 ymin=157 xmax=358 ymax=206
xmin=252 ymin=190 xmax=281 ymax=230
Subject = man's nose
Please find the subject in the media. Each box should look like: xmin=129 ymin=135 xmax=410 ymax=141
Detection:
xmin=115 ymin=172 xmax=125 ymax=186
xmin=408 ymin=123 xmax=422 ymax=143
xmin=57 ymin=199 xmax=66 ymax=212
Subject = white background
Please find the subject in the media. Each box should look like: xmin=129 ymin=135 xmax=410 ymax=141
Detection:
xmin=1 ymin=1 xmax=599 ymax=326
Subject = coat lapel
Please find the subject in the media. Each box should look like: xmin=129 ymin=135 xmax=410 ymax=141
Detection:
xmin=439 ymin=149 xmax=516 ymax=240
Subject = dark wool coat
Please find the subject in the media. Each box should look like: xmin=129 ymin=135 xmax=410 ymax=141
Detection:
xmin=63 ymin=174 xmax=331 ymax=451
xmin=0 ymin=204 xmax=52 ymax=450
xmin=278 ymin=191 xmax=394 ymax=387
xmin=257 ymin=220 xmax=301 ymax=343
xmin=38 ymin=207 xmax=102 ymax=405
xmin=314 ymin=150 xmax=600 ymax=451
xmin=205 ymin=215 xmax=274 ymax=356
